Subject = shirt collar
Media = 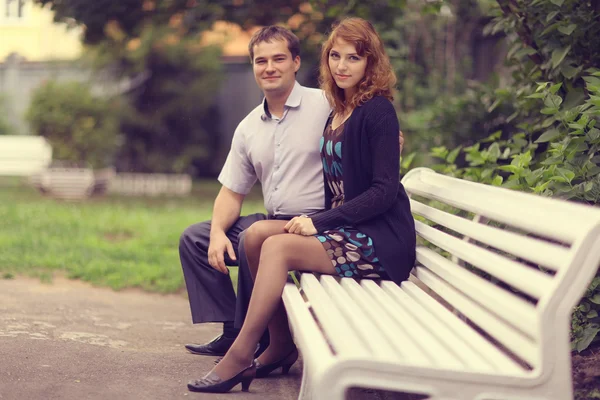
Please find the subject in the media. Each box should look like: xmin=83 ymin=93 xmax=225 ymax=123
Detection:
xmin=261 ymin=81 xmax=302 ymax=121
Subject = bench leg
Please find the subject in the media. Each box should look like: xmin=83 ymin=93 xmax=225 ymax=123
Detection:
xmin=298 ymin=361 xmax=309 ymax=400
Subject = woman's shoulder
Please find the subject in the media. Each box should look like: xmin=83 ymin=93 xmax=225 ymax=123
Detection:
xmin=358 ymin=95 xmax=395 ymax=116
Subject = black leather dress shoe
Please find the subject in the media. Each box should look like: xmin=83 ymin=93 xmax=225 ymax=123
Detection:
xmin=185 ymin=335 xmax=235 ymax=356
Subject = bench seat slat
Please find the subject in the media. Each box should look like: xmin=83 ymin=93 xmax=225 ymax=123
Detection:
xmin=413 ymin=266 xmax=538 ymax=367
xmin=396 ymin=281 xmax=525 ymax=373
xmin=281 ymin=283 xmax=335 ymax=376
xmin=360 ymin=279 xmax=496 ymax=372
xmin=410 ymin=199 xmax=570 ymax=272
xmin=340 ymin=278 xmax=463 ymax=369
xmin=417 ymin=247 xmax=538 ymax=338
xmin=416 ymin=220 xmax=552 ymax=299
xmin=328 ymin=277 xmax=433 ymax=366
xmin=301 ymin=274 xmax=369 ymax=358
xmin=319 ymin=275 xmax=402 ymax=361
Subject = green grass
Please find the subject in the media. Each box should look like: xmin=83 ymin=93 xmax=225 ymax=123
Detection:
xmin=0 ymin=177 xmax=265 ymax=293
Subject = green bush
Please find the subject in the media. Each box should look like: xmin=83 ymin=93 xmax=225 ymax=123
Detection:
xmin=26 ymin=80 xmax=120 ymax=168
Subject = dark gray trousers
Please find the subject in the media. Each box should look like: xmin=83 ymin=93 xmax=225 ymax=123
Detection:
xmin=179 ymin=213 xmax=267 ymax=326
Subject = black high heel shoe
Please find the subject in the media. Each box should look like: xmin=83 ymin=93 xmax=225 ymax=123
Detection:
xmin=187 ymin=362 xmax=256 ymax=393
xmin=255 ymin=347 xmax=298 ymax=378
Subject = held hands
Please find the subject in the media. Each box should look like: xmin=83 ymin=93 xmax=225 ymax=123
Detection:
xmin=207 ymin=230 xmax=235 ymax=274
xmin=285 ymin=215 xmax=317 ymax=236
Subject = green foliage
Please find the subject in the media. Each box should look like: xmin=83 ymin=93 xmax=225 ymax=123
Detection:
xmin=92 ymin=24 xmax=224 ymax=174
xmin=26 ymin=81 xmax=120 ymax=169
xmin=0 ymin=179 xmax=263 ymax=292
xmin=422 ymin=0 xmax=600 ymax=351
xmin=37 ymin=0 xmax=224 ymax=175
xmin=572 ymin=277 xmax=600 ymax=352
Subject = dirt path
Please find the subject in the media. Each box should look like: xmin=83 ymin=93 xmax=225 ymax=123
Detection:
xmin=0 ymin=277 xmax=300 ymax=400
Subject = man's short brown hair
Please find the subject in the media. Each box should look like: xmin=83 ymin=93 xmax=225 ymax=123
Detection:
xmin=248 ymin=26 xmax=301 ymax=61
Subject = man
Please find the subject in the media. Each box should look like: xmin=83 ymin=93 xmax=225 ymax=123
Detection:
xmin=179 ymin=25 xmax=403 ymax=357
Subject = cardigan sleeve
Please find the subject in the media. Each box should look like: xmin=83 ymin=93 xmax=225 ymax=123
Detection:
xmin=322 ymin=169 xmax=333 ymax=211
xmin=311 ymin=98 xmax=400 ymax=231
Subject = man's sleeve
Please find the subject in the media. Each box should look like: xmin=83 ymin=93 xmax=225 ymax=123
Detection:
xmin=217 ymin=126 xmax=257 ymax=195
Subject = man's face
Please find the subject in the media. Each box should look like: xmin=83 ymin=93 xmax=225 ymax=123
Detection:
xmin=252 ymin=39 xmax=300 ymax=96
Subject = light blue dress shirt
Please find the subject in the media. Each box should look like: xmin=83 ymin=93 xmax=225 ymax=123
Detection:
xmin=218 ymin=81 xmax=331 ymax=216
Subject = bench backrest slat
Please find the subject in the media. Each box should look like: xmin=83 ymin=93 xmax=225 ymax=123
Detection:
xmin=414 ymin=265 xmax=539 ymax=366
xmin=410 ymin=199 xmax=570 ymax=271
xmin=415 ymin=220 xmax=554 ymax=298
xmin=416 ymin=247 xmax=538 ymax=337
xmin=406 ymin=170 xmax=593 ymax=243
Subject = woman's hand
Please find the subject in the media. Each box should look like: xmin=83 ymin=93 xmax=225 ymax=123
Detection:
xmin=285 ymin=215 xmax=318 ymax=236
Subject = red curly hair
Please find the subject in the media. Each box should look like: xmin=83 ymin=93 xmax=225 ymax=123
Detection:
xmin=319 ymin=18 xmax=396 ymax=115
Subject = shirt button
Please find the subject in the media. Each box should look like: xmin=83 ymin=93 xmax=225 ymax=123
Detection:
xmin=274 ymin=187 xmax=278 ymax=191
xmin=277 ymin=143 xmax=281 ymax=147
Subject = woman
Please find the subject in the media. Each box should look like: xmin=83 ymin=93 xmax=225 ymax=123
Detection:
xmin=187 ymin=17 xmax=416 ymax=393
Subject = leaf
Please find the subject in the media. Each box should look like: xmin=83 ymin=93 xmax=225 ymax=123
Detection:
xmin=556 ymin=167 xmax=575 ymax=183
xmin=535 ymin=129 xmax=562 ymax=143
xmin=576 ymin=326 xmax=600 ymax=352
xmin=546 ymin=11 xmax=559 ymax=22
xmin=590 ymin=293 xmax=600 ymax=304
xmin=492 ymin=175 xmax=503 ymax=186
xmin=550 ymin=0 xmax=564 ymax=6
xmin=558 ymin=24 xmax=577 ymax=36
xmin=544 ymin=94 xmax=563 ymax=108
xmin=488 ymin=142 xmax=501 ymax=161
xmin=536 ymin=82 xmax=550 ymax=93
xmin=549 ymin=83 xmax=563 ymax=95
xmin=552 ymin=46 xmax=571 ymax=68
xmin=446 ymin=147 xmax=461 ymax=164
xmin=401 ymin=152 xmax=416 ymax=171
xmin=541 ymin=107 xmax=559 ymax=115
xmin=487 ymin=99 xmax=502 ymax=113
xmin=560 ymin=64 xmax=579 ymax=79
xmin=431 ymin=146 xmax=449 ymax=160
xmin=526 ymin=93 xmax=545 ymax=99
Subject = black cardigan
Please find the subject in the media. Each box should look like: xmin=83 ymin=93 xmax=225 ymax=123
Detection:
xmin=311 ymin=96 xmax=416 ymax=284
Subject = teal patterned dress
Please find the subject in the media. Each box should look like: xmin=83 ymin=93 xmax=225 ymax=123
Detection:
xmin=315 ymin=119 xmax=388 ymax=279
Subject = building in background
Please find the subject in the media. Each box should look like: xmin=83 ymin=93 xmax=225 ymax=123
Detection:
xmin=0 ymin=0 xmax=83 ymax=61
xmin=0 ymin=0 xmax=86 ymax=134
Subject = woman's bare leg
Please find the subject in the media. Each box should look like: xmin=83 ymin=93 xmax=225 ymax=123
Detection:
xmin=210 ymin=233 xmax=335 ymax=380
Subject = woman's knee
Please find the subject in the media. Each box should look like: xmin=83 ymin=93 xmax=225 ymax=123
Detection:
xmin=260 ymin=235 xmax=291 ymax=261
xmin=244 ymin=220 xmax=273 ymax=253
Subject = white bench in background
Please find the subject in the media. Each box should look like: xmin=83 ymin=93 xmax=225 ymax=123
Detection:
xmin=283 ymin=167 xmax=600 ymax=400
xmin=0 ymin=135 xmax=52 ymax=176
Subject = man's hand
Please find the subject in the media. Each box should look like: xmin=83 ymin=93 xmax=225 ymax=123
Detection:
xmin=285 ymin=216 xmax=318 ymax=236
xmin=400 ymin=130 xmax=404 ymax=155
xmin=207 ymin=230 xmax=235 ymax=274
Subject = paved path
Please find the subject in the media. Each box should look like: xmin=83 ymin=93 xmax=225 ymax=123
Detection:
xmin=0 ymin=277 xmax=301 ymax=400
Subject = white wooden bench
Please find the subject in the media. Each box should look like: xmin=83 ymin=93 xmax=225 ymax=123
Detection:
xmin=282 ymin=167 xmax=600 ymax=400
xmin=0 ymin=135 xmax=52 ymax=176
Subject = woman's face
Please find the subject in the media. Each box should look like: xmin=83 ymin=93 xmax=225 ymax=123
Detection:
xmin=328 ymin=38 xmax=367 ymax=95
